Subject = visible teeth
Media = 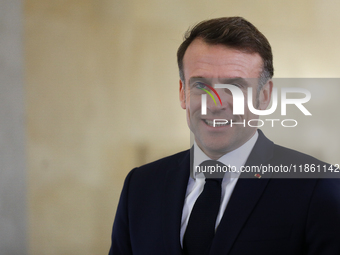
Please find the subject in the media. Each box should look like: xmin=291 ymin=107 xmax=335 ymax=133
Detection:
xmin=205 ymin=120 xmax=214 ymax=126
xmin=204 ymin=120 xmax=229 ymax=127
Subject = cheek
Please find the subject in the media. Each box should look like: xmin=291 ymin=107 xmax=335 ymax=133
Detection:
xmin=188 ymin=94 xmax=202 ymax=112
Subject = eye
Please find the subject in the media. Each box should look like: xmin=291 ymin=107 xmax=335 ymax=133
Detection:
xmin=195 ymin=82 xmax=207 ymax=89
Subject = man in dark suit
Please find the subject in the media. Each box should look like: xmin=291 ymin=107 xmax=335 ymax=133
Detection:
xmin=109 ymin=17 xmax=340 ymax=255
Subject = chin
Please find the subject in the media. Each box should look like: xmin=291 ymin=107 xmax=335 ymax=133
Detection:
xmin=202 ymin=140 xmax=231 ymax=154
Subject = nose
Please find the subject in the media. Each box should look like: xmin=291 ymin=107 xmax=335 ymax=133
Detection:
xmin=206 ymin=88 xmax=229 ymax=113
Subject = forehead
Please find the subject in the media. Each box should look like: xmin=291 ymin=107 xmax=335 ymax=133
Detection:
xmin=183 ymin=38 xmax=263 ymax=81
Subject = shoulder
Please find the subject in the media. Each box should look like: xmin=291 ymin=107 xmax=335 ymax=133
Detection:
xmin=270 ymin=143 xmax=339 ymax=179
xmin=256 ymin=129 xmax=328 ymax=165
xmin=272 ymin=143 xmax=327 ymax=165
xmin=138 ymin=149 xmax=189 ymax=170
xmin=254 ymin=130 xmax=338 ymax=179
xmin=126 ymin=149 xmax=190 ymax=182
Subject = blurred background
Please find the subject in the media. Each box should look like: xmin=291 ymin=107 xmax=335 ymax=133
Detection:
xmin=1 ymin=0 xmax=340 ymax=254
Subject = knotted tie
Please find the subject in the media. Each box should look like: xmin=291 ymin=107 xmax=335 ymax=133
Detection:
xmin=183 ymin=160 xmax=225 ymax=255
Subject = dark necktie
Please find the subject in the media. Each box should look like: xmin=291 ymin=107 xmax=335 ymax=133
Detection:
xmin=183 ymin=160 xmax=225 ymax=255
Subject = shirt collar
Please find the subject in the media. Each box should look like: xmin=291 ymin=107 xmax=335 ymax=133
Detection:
xmin=192 ymin=130 xmax=259 ymax=179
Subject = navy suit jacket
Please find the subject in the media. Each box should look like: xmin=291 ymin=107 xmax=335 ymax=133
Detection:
xmin=109 ymin=130 xmax=340 ymax=255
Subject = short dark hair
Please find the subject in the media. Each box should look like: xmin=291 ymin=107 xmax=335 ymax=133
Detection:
xmin=177 ymin=17 xmax=274 ymax=86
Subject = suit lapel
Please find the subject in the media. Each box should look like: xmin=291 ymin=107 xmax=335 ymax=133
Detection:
xmin=210 ymin=130 xmax=274 ymax=255
xmin=161 ymin=150 xmax=190 ymax=255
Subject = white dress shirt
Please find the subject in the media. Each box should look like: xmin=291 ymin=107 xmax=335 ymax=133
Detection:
xmin=180 ymin=131 xmax=259 ymax=246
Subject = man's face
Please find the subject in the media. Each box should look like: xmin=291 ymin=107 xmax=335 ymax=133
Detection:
xmin=179 ymin=38 xmax=272 ymax=159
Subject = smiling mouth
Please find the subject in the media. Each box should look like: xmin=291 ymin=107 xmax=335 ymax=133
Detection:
xmin=203 ymin=119 xmax=230 ymax=127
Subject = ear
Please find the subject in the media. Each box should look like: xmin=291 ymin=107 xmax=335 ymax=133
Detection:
xmin=179 ymin=79 xmax=186 ymax=109
xmin=259 ymin=80 xmax=273 ymax=110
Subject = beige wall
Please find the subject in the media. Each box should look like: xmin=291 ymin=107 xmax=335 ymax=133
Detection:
xmin=24 ymin=0 xmax=340 ymax=254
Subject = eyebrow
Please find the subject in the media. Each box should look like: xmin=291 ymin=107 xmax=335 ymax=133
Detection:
xmin=189 ymin=77 xmax=210 ymax=84
xmin=189 ymin=77 xmax=250 ymax=86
